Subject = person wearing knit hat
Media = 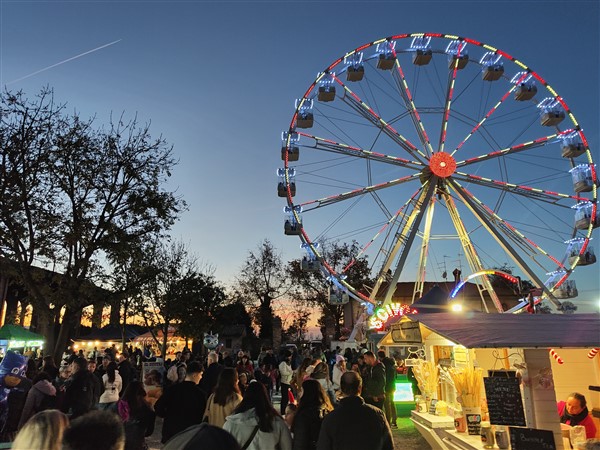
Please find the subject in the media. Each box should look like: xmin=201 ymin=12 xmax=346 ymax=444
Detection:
xmin=163 ymin=423 xmax=241 ymax=450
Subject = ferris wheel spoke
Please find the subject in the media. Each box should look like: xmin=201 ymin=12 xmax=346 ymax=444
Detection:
xmin=369 ymin=182 xmax=435 ymax=302
xmin=452 ymin=171 xmax=586 ymax=205
xmin=455 ymin=131 xmax=568 ymax=167
xmin=379 ymin=178 xmax=438 ymax=305
xmin=298 ymin=173 xmax=422 ymax=211
xmin=448 ymin=179 xmax=563 ymax=309
xmin=389 ymin=57 xmax=435 ymax=156
xmin=297 ymin=132 xmax=424 ymax=170
xmin=437 ymin=50 xmax=464 ymax=153
xmin=343 ymin=189 xmax=423 ymax=275
xmin=450 ymin=72 xmax=530 ymax=157
xmin=332 ymin=75 xmax=429 ymax=163
xmin=412 ymin=196 xmax=436 ymax=303
xmin=442 ymin=191 xmax=503 ymax=312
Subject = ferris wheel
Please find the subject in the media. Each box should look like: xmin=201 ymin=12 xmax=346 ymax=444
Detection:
xmin=278 ymin=33 xmax=598 ymax=313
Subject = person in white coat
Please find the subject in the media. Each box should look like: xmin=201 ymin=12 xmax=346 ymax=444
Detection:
xmin=97 ymin=361 xmax=122 ymax=410
xmin=224 ymin=381 xmax=292 ymax=450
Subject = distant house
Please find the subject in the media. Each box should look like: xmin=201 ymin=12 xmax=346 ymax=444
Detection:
xmin=220 ymin=325 xmax=247 ymax=353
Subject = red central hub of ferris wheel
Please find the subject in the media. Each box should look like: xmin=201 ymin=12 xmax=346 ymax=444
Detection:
xmin=429 ymin=152 xmax=457 ymax=178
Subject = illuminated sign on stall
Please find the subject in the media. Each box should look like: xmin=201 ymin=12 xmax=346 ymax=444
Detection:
xmin=368 ymin=303 xmax=414 ymax=330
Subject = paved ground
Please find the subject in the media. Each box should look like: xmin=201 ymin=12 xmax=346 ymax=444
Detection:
xmin=147 ymin=393 xmax=432 ymax=449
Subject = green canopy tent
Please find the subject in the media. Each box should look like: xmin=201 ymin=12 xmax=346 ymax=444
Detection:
xmin=0 ymin=324 xmax=45 ymax=352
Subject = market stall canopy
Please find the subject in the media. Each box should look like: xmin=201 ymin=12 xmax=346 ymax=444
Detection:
xmin=133 ymin=327 xmax=177 ymax=345
xmin=411 ymin=285 xmax=450 ymax=313
xmin=0 ymin=324 xmax=45 ymax=342
xmin=73 ymin=324 xmax=148 ymax=343
xmin=383 ymin=313 xmax=600 ymax=348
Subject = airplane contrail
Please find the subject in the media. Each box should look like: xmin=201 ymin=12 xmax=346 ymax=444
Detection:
xmin=7 ymin=39 xmax=122 ymax=85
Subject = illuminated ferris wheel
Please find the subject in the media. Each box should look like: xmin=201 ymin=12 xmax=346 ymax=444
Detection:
xmin=278 ymin=33 xmax=598 ymax=313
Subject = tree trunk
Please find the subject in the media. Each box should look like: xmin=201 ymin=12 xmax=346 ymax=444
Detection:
xmin=121 ymin=298 xmax=129 ymax=351
xmin=109 ymin=298 xmax=121 ymax=326
xmin=4 ymin=296 xmax=18 ymax=325
xmin=161 ymin=321 xmax=169 ymax=359
xmin=53 ymin=306 xmax=76 ymax=362
xmin=33 ymin=304 xmax=54 ymax=358
xmin=91 ymin=302 xmax=103 ymax=328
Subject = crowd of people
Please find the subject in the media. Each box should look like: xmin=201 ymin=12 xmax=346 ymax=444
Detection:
xmin=2 ymin=344 xmax=399 ymax=450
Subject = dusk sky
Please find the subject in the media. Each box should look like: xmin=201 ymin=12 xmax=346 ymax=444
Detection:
xmin=2 ymin=1 xmax=598 ymax=313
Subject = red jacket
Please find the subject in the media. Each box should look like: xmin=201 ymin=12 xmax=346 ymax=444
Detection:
xmin=557 ymin=401 xmax=597 ymax=439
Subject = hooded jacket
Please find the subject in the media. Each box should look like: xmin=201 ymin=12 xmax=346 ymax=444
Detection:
xmin=18 ymin=379 xmax=56 ymax=429
xmin=223 ymin=408 xmax=292 ymax=450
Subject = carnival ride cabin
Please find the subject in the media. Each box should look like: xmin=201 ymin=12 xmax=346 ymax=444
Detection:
xmin=480 ymin=52 xmax=504 ymax=81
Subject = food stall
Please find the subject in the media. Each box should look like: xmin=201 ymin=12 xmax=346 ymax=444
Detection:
xmin=132 ymin=327 xmax=191 ymax=358
xmin=378 ymin=312 xmax=600 ymax=450
xmin=0 ymin=324 xmax=45 ymax=357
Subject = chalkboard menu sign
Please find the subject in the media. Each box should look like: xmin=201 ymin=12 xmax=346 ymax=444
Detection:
xmin=509 ymin=427 xmax=556 ymax=450
xmin=483 ymin=376 xmax=526 ymax=426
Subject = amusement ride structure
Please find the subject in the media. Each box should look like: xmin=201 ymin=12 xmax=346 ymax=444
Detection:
xmin=277 ymin=33 xmax=597 ymax=334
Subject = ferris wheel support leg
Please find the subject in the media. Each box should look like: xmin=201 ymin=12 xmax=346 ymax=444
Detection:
xmin=412 ymin=196 xmax=436 ymax=303
xmin=448 ymin=179 xmax=563 ymax=310
xmin=383 ymin=178 xmax=438 ymax=306
xmin=443 ymin=191 xmax=501 ymax=312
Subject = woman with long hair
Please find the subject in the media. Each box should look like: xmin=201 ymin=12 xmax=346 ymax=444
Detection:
xmin=12 ymin=410 xmax=69 ymax=450
xmin=116 ymin=381 xmax=156 ymax=450
xmin=224 ymin=381 xmax=292 ymax=450
xmin=291 ymin=379 xmax=333 ymax=450
xmin=204 ymin=367 xmax=243 ymax=427
xmin=292 ymin=358 xmax=312 ymax=395
xmin=98 ymin=361 xmax=122 ymax=410
xmin=310 ymin=362 xmax=335 ymax=405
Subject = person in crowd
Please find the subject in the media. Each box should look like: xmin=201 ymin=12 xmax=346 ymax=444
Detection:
xmin=18 ymin=371 xmax=57 ymax=429
xmin=200 ymin=351 xmax=224 ymax=395
xmin=361 ymin=351 xmax=386 ymax=410
xmin=86 ymin=358 xmax=104 ymax=406
xmin=292 ymin=379 xmax=334 ymax=450
xmin=163 ymin=422 xmax=242 ymax=450
xmin=316 ymin=371 xmax=393 ymax=450
xmin=62 ymin=410 xmax=125 ymax=450
xmin=25 ymin=358 xmax=39 ymax=380
xmin=115 ymin=381 xmax=155 ymax=450
xmin=155 ymin=360 xmax=206 ymax=444
xmin=284 ymin=403 xmax=297 ymax=429
xmin=224 ymin=381 xmax=292 ymax=450
xmin=254 ymin=362 xmax=273 ymax=400
xmin=293 ymin=358 xmax=313 ymax=396
xmin=98 ymin=361 xmax=122 ymax=410
xmin=558 ymin=392 xmax=597 ymax=439
xmin=41 ymin=355 xmax=59 ymax=381
xmin=223 ymin=351 xmax=235 ymax=368
xmin=12 ymin=409 xmax=69 ymax=450
xmin=310 ymin=362 xmax=335 ymax=406
xmin=279 ymin=351 xmax=294 ymax=415
xmin=378 ymin=350 xmax=397 ymax=429
xmin=117 ymin=353 xmax=135 ymax=395
xmin=331 ymin=355 xmax=346 ymax=395
xmin=238 ymin=372 xmax=249 ymax=396
xmin=204 ymin=367 xmax=243 ymax=428
xmin=62 ymin=357 xmax=100 ymax=419
xmin=237 ymin=354 xmax=254 ymax=379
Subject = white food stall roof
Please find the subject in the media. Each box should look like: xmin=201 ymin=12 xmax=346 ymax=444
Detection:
xmin=394 ymin=313 xmax=600 ymax=349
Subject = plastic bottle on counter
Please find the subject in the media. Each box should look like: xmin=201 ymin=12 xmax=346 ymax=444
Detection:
xmin=480 ymin=421 xmax=494 ymax=449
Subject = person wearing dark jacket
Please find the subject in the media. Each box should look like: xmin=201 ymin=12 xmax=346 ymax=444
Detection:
xmin=316 ymin=371 xmax=393 ymax=450
xmin=155 ymin=361 xmax=207 ymax=444
xmin=18 ymin=372 xmax=57 ymax=429
xmin=118 ymin=353 xmax=135 ymax=395
xmin=199 ymin=352 xmax=223 ymax=395
xmin=378 ymin=350 xmax=397 ymax=428
xmin=115 ymin=381 xmax=156 ymax=450
xmin=292 ymin=379 xmax=334 ymax=450
xmin=62 ymin=357 xmax=100 ymax=419
xmin=361 ymin=351 xmax=386 ymax=410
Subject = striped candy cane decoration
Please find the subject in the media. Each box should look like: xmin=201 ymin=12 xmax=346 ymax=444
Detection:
xmin=588 ymin=348 xmax=600 ymax=359
xmin=549 ymin=348 xmax=564 ymax=364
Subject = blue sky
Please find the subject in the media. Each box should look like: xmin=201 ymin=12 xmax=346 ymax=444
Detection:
xmin=2 ymin=1 xmax=598 ymax=312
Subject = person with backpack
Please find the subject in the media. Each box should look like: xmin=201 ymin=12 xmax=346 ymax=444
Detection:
xmin=115 ymin=380 xmax=155 ymax=450
xmin=62 ymin=357 xmax=100 ymax=419
xmin=18 ymin=372 xmax=57 ymax=429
